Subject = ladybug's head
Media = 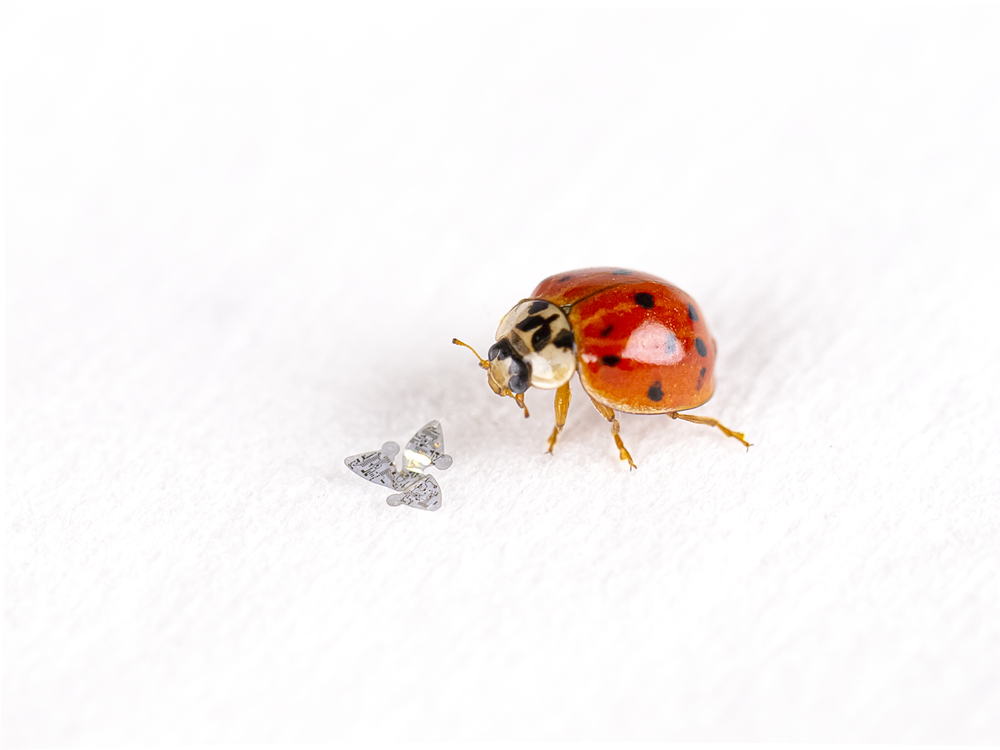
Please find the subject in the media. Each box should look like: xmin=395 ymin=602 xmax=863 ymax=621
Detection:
xmin=453 ymin=299 xmax=576 ymax=418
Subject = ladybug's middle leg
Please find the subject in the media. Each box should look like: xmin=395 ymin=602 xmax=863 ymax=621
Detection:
xmin=589 ymin=396 xmax=637 ymax=470
xmin=546 ymin=381 xmax=572 ymax=454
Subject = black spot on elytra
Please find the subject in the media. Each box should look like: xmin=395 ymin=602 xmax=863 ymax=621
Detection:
xmin=552 ymin=329 xmax=575 ymax=350
xmin=602 ymin=355 xmax=621 ymax=367
xmin=600 ymin=324 xmax=614 ymax=337
xmin=558 ymin=275 xmax=572 ymax=282
xmin=528 ymin=300 xmax=549 ymax=314
xmin=647 ymin=381 xmax=664 ymax=402
xmin=695 ymin=337 xmax=708 ymax=357
xmin=687 ymin=303 xmax=699 ymax=322
xmin=612 ymin=269 xmax=633 ymax=275
xmin=635 ymin=292 xmax=654 ymax=309
xmin=696 ymin=367 xmax=707 ymax=390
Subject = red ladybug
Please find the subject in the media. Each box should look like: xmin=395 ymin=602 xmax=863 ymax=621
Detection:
xmin=454 ymin=267 xmax=748 ymax=468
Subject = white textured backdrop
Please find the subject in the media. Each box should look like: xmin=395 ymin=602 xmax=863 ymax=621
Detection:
xmin=6 ymin=3 xmax=1000 ymax=744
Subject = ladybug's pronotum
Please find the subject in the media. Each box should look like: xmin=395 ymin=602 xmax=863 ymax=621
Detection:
xmin=454 ymin=267 xmax=749 ymax=468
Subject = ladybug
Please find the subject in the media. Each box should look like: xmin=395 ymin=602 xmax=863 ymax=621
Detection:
xmin=453 ymin=267 xmax=748 ymax=468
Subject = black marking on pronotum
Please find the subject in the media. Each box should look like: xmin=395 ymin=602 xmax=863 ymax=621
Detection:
xmin=600 ymin=324 xmax=614 ymax=337
xmin=516 ymin=314 xmax=547 ymax=332
xmin=695 ymin=337 xmax=708 ymax=357
xmin=612 ymin=269 xmax=633 ymax=275
xmin=664 ymin=331 xmax=678 ymax=355
xmin=552 ymin=329 xmax=575 ymax=350
xmin=558 ymin=275 xmax=572 ymax=282
xmin=602 ymin=355 xmax=621 ymax=367
xmin=635 ymin=292 xmax=654 ymax=309
xmin=488 ymin=339 xmax=514 ymax=361
xmin=647 ymin=381 xmax=664 ymax=402
xmin=516 ymin=313 xmax=560 ymax=351
xmin=687 ymin=303 xmax=699 ymax=322
xmin=528 ymin=299 xmax=549 ymax=314
xmin=532 ymin=328 xmax=552 ymax=350
xmin=696 ymin=366 xmax=707 ymax=391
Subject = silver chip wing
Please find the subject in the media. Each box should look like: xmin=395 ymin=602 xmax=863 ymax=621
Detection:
xmin=386 ymin=474 xmax=442 ymax=511
xmin=344 ymin=441 xmax=406 ymax=489
xmin=402 ymin=420 xmax=453 ymax=474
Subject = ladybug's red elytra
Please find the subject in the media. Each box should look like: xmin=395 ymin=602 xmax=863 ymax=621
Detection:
xmin=453 ymin=267 xmax=749 ymax=468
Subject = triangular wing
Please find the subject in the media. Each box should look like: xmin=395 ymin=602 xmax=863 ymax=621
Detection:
xmin=386 ymin=474 xmax=442 ymax=511
xmin=344 ymin=441 xmax=403 ymax=488
xmin=402 ymin=420 xmax=453 ymax=473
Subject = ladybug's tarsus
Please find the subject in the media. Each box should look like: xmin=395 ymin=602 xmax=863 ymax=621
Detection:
xmin=669 ymin=411 xmax=751 ymax=450
xmin=546 ymin=381 xmax=572 ymax=453
xmin=590 ymin=396 xmax=637 ymax=469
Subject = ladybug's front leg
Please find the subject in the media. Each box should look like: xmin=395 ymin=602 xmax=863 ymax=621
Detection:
xmin=589 ymin=396 xmax=637 ymax=470
xmin=546 ymin=381 xmax=572 ymax=454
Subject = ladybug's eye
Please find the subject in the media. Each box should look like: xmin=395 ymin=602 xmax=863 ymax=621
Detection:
xmin=507 ymin=359 xmax=530 ymax=394
xmin=488 ymin=340 xmax=512 ymax=361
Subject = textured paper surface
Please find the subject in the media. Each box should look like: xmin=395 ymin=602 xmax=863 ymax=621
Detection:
xmin=6 ymin=5 xmax=1000 ymax=744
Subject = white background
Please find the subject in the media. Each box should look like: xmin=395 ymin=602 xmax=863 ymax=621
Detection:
xmin=6 ymin=2 xmax=1000 ymax=744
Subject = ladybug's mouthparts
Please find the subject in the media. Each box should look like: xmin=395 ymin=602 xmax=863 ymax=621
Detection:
xmin=487 ymin=339 xmax=530 ymax=394
xmin=452 ymin=336 xmax=530 ymax=418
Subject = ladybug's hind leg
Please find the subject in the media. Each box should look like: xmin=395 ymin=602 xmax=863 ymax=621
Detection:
xmin=546 ymin=381 xmax=572 ymax=454
xmin=589 ymin=396 xmax=637 ymax=470
xmin=669 ymin=411 xmax=751 ymax=449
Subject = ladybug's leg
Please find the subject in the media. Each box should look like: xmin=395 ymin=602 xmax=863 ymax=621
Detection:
xmin=546 ymin=381 xmax=572 ymax=453
xmin=669 ymin=412 xmax=751 ymax=449
xmin=589 ymin=397 xmax=637 ymax=470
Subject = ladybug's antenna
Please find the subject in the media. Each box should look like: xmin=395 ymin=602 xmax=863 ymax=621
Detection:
xmin=452 ymin=338 xmax=489 ymax=370
xmin=452 ymin=337 xmax=529 ymax=418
